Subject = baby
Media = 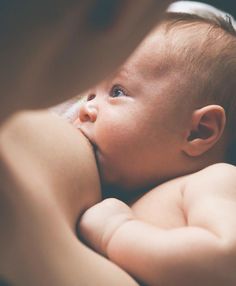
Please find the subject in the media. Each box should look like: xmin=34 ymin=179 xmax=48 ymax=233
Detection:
xmin=64 ymin=2 xmax=236 ymax=286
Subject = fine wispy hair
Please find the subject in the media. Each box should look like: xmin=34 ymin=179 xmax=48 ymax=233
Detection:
xmin=163 ymin=4 xmax=236 ymax=164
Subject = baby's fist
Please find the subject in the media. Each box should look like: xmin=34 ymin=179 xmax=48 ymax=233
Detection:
xmin=79 ymin=198 xmax=134 ymax=256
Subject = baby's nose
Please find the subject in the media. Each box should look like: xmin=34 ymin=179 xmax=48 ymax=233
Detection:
xmin=79 ymin=101 xmax=98 ymax=123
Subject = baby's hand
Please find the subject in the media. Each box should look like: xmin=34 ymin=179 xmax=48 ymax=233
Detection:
xmin=79 ymin=198 xmax=134 ymax=256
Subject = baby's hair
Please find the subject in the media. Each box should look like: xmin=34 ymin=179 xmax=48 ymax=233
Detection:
xmin=162 ymin=8 xmax=236 ymax=165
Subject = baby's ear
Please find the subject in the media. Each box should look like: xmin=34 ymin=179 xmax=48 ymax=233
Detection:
xmin=182 ymin=105 xmax=226 ymax=157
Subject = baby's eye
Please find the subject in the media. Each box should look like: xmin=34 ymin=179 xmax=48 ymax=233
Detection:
xmin=109 ymin=85 xmax=127 ymax=98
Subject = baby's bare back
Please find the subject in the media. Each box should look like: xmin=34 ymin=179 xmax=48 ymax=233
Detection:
xmin=132 ymin=163 xmax=236 ymax=238
xmin=131 ymin=176 xmax=187 ymax=229
xmin=80 ymin=163 xmax=236 ymax=285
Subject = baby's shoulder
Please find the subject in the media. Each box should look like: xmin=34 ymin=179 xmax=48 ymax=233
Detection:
xmin=184 ymin=163 xmax=236 ymax=201
xmin=192 ymin=162 xmax=236 ymax=178
xmin=131 ymin=164 xmax=236 ymax=229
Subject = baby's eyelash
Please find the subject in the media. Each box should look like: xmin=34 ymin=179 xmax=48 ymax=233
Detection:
xmin=87 ymin=93 xmax=96 ymax=101
xmin=109 ymin=85 xmax=128 ymax=98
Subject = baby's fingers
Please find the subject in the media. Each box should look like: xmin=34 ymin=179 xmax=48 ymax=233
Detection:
xmin=79 ymin=198 xmax=134 ymax=256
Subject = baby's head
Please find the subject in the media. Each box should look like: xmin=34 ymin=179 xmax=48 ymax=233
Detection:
xmin=74 ymin=3 xmax=236 ymax=198
xmin=164 ymin=1 xmax=236 ymax=165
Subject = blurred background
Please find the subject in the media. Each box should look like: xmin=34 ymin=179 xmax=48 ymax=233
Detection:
xmin=202 ymin=0 xmax=236 ymax=17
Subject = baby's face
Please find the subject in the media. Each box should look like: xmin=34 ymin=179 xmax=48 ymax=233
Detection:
xmin=73 ymin=26 xmax=192 ymax=194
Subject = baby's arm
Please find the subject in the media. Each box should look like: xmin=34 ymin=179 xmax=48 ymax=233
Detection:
xmin=80 ymin=164 xmax=236 ymax=286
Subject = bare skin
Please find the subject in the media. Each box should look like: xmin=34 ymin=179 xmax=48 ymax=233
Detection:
xmin=80 ymin=163 xmax=236 ymax=286
xmin=0 ymin=111 xmax=138 ymax=286
xmin=2 ymin=2 xmax=235 ymax=285
xmin=71 ymin=22 xmax=227 ymax=197
xmin=0 ymin=1 xmax=174 ymax=284
xmin=72 ymin=17 xmax=236 ymax=286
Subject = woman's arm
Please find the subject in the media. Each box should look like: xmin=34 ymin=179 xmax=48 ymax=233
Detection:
xmin=0 ymin=111 xmax=138 ymax=286
xmin=0 ymin=0 xmax=173 ymax=123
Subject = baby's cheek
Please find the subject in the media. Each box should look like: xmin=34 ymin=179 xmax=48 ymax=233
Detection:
xmin=100 ymin=126 xmax=135 ymax=152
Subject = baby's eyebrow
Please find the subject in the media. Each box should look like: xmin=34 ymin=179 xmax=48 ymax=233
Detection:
xmin=103 ymin=66 xmax=128 ymax=85
xmin=113 ymin=66 xmax=130 ymax=80
xmin=107 ymin=66 xmax=144 ymax=95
